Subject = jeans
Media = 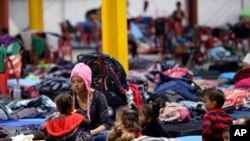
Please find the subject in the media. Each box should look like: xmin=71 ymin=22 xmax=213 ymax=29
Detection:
xmin=90 ymin=130 xmax=110 ymax=141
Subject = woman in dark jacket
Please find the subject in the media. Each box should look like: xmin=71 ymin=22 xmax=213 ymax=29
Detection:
xmin=70 ymin=63 xmax=111 ymax=141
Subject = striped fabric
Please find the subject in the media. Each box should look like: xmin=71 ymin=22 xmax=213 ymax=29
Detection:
xmin=8 ymin=53 xmax=22 ymax=78
xmin=202 ymin=108 xmax=232 ymax=141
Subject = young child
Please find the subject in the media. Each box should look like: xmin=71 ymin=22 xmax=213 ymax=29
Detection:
xmin=202 ymin=88 xmax=232 ymax=141
xmin=107 ymin=105 xmax=142 ymax=141
xmin=222 ymin=118 xmax=250 ymax=141
xmin=106 ymin=126 xmax=134 ymax=141
xmin=139 ymin=99 xmax=167 ymax=137
xmin=42 ymin=93 xmax=90 ymax=141
xmin=222 ymin=126 xmax=230 ymax=141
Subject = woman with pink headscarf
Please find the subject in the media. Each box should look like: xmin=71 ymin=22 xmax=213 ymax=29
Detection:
xmin=70 ymin=62 xmax=111 ymax=141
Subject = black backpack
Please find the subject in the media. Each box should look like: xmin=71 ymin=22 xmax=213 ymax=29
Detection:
xmin=77 ymin=53 xmax=129 ymax=109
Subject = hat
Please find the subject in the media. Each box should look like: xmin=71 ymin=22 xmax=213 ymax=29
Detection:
xmin=70 ymin=63 xmax=92 ymax=91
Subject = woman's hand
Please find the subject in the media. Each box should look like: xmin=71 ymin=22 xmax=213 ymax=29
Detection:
xmin=90 ymin=130 xmax=96 ymax=136
xmin=90 ymin=125 xmax=106 ymax=135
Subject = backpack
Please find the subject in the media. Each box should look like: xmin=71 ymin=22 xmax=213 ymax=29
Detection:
xmin=77 ymin=53 xmax=130 ymax=109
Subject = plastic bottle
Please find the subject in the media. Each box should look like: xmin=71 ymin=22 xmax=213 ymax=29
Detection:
xmin=125 ymin=89 xmax=134 ymax=105
xmin=13 ymin=83 xmax=21 ymax=100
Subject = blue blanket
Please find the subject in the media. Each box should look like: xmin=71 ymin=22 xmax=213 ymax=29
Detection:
xmin=0 ymin=118 xmax=44 ymax=127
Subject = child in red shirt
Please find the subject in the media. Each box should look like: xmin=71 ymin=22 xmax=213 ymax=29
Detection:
xmin=42 ymin=93 xmax=90 ymax=141
xmin=202 ymin=88 xmax=232 ymax=141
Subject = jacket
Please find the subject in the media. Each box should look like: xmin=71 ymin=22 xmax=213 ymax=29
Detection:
xmin=43 ymin=112 xmax=90 ymax=141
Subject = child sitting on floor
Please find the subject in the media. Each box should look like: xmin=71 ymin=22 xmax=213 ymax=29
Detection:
xmin=42 ymin=93 xmax=90 ymax=141
xmin=222 ymin=126 xmax=230 ymax=141
xmin=107 ymin=105 xmax=142 ymax=141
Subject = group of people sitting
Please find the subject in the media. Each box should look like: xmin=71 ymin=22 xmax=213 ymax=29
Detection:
xmin=41 ymin=62 xmax=167 ymax=141
xmin=41 ymin=62 xmax=249 ymax=141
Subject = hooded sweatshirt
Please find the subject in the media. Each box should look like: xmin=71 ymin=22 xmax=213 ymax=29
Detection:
xmin=43 ymin=112 xmax=90 ymax=141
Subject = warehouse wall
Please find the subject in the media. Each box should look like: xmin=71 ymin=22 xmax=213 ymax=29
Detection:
xmin=8 ymin=0 xmax=249 ymax=35
xmin=8 ymin=0 xmax=101 ymax=34
xmin=198 ymin=0 xmax=241 ymax=27
xmin=243 ymin=0 xmax=250 ymax=8
xmin=9 ymin=0 xmax=28 ymax=35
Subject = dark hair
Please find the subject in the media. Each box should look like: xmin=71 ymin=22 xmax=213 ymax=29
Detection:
xmin=203 ymin=88 xmax=225 ymax=108
xmin=54 ymin=93 xmax=73 ymax=115
xmin=0 ymin=28 xmax=8 ymax=35
xmin=85 ymin=8 xmax=98 ymax=20
xmin=116 ymin=106 xmax=141 ymax=133
xmin=245 ymin=118 xmax=250 ymax=125
xmin=141 ymin=98 xmax=161 ymax=124
xmin=177 ymin=1 xmax=181 ymax=7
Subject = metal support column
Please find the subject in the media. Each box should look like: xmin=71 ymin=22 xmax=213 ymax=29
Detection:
xmin=28 ymin=0 xmax=44 ymax=31
xmin=102 ymin=0 xmax=128 ymax=73
xmin=187 ymin=0 xmax=198 ymax=27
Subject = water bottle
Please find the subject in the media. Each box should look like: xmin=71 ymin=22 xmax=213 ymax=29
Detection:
xmin=13 ymin=83 xmax=21 ymax=100
xmin=108 ymin=107 xmax=114 ymax=117
xmin=125 ymin=89 xmax=134 ymax=106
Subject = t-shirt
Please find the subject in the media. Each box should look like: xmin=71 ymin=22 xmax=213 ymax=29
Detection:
xmin=202 ymin=108 xmax=232 ymax=141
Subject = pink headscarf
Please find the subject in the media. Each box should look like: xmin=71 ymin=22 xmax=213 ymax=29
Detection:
xmin=70 ymin=63 xmax=92 ymax=120
xmin=70 ymin=63 xmax=92 ymax=92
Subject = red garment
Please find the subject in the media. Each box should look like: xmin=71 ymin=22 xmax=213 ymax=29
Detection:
xmin=235 ymin=77 xmax=250 ymax=88
xmin=224 ymin=89 xmax=248 ymax=108
xmin=43 ymin=113 xmax=85 ymax=136
xmin=8 ymin=54 xmax=22 ymax=78
xmin=233 ymin=67 xmax=250 ymax=83
xmin=126 ymin=128 xmax=142 ymax=138
xmin=154 ymin=67 xmax=193 ymax=84
xmin=162 ymin=67 xmax=193 ymax=79
xmin=129 ymin=84 xmax=143 ymax=109
xmin=178 ymin=108 xmax=191 ymax=122
xmin=202 ymin=108 xmax=232 ymax=141
xmin=174 ymin=21 xmax=183 ymax=37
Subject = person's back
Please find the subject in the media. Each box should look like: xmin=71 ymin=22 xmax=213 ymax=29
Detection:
xmin=139 ymin=99 xmax=167 ymax=137
xmin=202 ymin=88 xmax=232 ymax=141
xmin=107 ymin=105 xmax=142 ymax=141
xmin=42 ymin=93 xmax=90 ymax=141
xmin=141 ymin=121 xmax=166 ymax=137
xmin=43 ymin=112 xmax=90 ymax=141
